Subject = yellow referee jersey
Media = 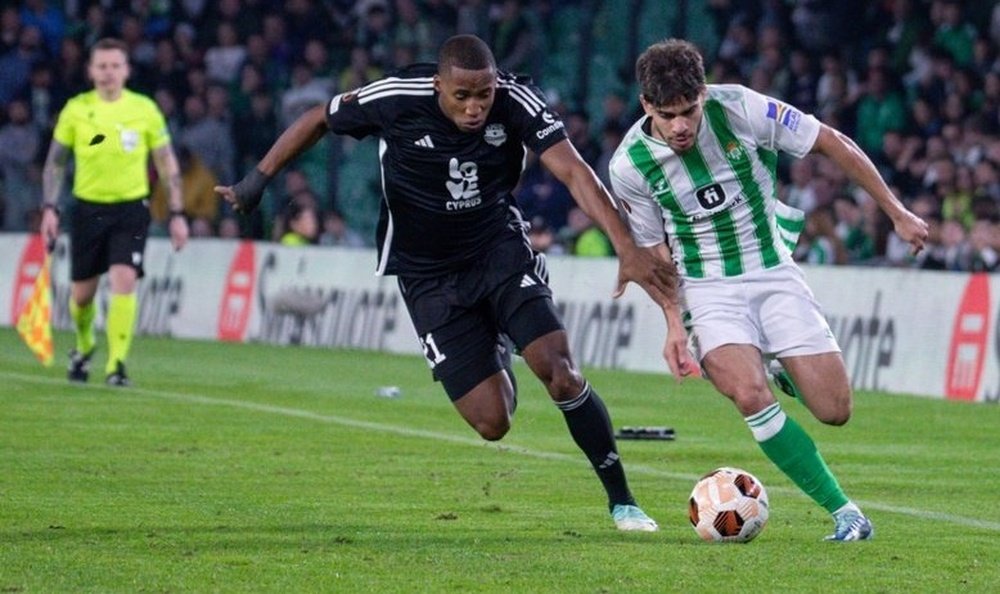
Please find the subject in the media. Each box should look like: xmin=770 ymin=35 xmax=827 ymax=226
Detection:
xmin=52 ymin=89 xmax=170 ymax=203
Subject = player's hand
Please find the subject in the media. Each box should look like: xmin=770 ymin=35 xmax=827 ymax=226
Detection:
xmin=662 ymin=324 xmax=695 ymax=382
xmin=893 ymin=210 xmax=930 ymax=255
xmin=39 ymin=206 xmax=59 ymax=252
xmin=216 ymin=168 xmax=271 ymax=214
xmin=613 ymin=246 xmax=678 ymax=306
xmin=169 ymin=213 xmax=189 ymax=251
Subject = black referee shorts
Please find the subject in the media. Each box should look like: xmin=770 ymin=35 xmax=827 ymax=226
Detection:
xmin=69 ymin=197 xmax=150 ymax=282
xmin=398 ymin=235 xmax=564 ymax=401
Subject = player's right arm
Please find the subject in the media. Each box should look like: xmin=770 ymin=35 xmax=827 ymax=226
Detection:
xmin=608 ymin=161 xmax=693 ymax=379
xmin=40 ymin=141 xmax=71 ymax=249
xmin=650 ymin=241 xmax=694 ymax=380
xmin=216 ymin=104 xmax=329 ymax=213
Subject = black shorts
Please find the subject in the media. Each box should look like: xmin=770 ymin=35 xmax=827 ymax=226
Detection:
xmin=69 ymin=198 xmax=150 ymax=282
xmin=398 ymin=235 xmax=564 ymax=400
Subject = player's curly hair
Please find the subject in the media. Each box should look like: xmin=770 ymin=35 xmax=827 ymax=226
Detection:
xmin=636 ymin=39 xmax=706 ymax=107
xmin=438 ymin=34 xmax=496 ymax=73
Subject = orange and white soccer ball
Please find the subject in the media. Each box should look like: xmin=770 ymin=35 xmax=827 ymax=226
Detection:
xmin=688 ymin=467 xmax=769 ymax=543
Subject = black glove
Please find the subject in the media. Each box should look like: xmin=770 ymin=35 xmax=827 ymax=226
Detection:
xmin=230 ymin=168 xmax=272 ymax=213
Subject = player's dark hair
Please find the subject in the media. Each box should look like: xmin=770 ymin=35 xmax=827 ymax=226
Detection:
xmin=636 ymin=38 xmax=706 ymax=107
xmin=438 ymin=35 xmax=496 ymax=74
xmin=90 ymin=37 xmax=129 ymax=60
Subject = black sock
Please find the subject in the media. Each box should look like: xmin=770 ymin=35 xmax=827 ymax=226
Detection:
xmin=556 ymin=382 xmax=635 ymax=510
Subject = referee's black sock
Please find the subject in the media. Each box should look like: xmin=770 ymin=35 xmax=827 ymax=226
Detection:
xmin=556 ymin=382 xmax=635 ymax=510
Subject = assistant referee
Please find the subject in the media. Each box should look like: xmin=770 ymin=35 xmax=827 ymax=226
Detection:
xmin=39 ymin=37 xmax=189 ymax=387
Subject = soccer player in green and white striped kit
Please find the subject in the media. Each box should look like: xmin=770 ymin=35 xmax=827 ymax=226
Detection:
xmin=608 ymin=39 xmax=929 ymax=541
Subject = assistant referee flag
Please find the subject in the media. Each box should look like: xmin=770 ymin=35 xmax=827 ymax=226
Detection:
xmin=16 ymin=254 xmax=54 ymax=366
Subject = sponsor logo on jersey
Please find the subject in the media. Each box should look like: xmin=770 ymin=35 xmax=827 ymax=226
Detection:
xmin=445 ymin=158 xmax=482 ymax=210
xmin=414 ymin=135 xmax=434 ymax=148
xmin=484 ymin=123 xmax=507 ymax=146
xmin=766 ymin=100 xmax=801 ymax=131
xmin=535 ymin=110 xmax=564 ymax=139
xmin=695 ymin=183 xmax=727 ymax=210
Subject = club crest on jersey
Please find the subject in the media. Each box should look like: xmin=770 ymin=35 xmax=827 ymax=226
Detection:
xmin=766 ymin=100 xmax=801 ymax=131
xmin=725 ymin=141 xmax=746 ymax=162
xmin=484 ymin=123 xmax=507 ymax=146
xmin=696 ymin=183 xmax=727 ymax=210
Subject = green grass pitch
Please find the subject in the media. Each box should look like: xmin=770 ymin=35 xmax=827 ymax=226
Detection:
xmin=1 ymin=328 xmax=998 ymax=593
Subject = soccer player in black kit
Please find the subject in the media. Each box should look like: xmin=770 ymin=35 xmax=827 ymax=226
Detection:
xmin=216 ymin=35 xmax=677 ymax=531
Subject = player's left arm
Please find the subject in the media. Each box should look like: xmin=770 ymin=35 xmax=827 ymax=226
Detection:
xmin=152 ymin=143 xmax=189 ymax=251
xmin=539 ymin=139 xmax=678 ymax=306
xmin=810 ymin=124 xmax=928 ymax=254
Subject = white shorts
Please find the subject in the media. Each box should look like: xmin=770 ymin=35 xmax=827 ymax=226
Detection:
xmin=681 ymin=262 xmax=840 ymax=361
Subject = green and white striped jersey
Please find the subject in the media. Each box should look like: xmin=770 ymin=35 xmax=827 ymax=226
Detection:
xmin=608 ymin=84 xmax=818 ymax=279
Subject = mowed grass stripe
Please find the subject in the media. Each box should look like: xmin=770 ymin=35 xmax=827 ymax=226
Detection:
xmin=4 ymin=369 xmax=998 ymax=534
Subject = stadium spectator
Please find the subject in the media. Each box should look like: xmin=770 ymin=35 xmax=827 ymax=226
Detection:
xmin=526 ymin=215 xmax=564 ymax=255
xmin=24 ymin=62 xmax=62 ymax=133
xmin=516 ymin=154 xmax=575 ymax=232
xmin=783 ymin=156 xmax=819 ymax=215
xmin=153 ymin=87 xmax=183 ymax=138
xmin=119 ymin=14 xmax=156 ymax=70
xmin=968 ymin=218 xmax=999 ymax=272
xmin=854 ymin=66 xmax=907 ymax=155
xmin=609 ymin=39 xmax=928 ymax=542
xmin=338 ymin=46 xmax=383 ymax=92
xmin=282 ymin=60 xmax=333 ymax=128
xmin=354 ymin=0 xmax=394 ymax=68
xmin=833 ymin=194 xmax=876 ymax=264
xmin=0 ymin=6 xmax=20 ymax=55
xmin=243 ymin=32 xmax=289 ymax=95
xmin=279 ymin=192 xmax=319 ymax=246
xmin=489 ymin=0 xmax=537 ymax=77
xmin=564 ymin=110 xmax=599 ymax=167
xmin=150 ymin=145 xmax=220 ymax=231
xmin=203 ymin=21 xmax=246 ymax=85
xmin=562 ymin=207 xmax=613 ymax=258
xmin=931 ymin=0 xmax=976 ymax=67
xmin=0 ymin=99 xmax=41 ymax=231
xmin=19 ymin=0 xmax=64 ymax=58
xmin=217 ymin=34 xmax=677 ymax=533
xmin=39 ymin=37 xmax=189 ymax=387
xmin=0 ymin=24 xmax=44 ymax=108
xmin=218 ymin=215 xmax=241 ymax=239
xmin=318 ymin=207 xmax=366 ymax=248
xmin=796 ymin=207 xmax=847 ymax=265
xmin=234 ymin=90 xmax=279 ymax=177
xmin=179 ymin=91 xmax=236 ymax=185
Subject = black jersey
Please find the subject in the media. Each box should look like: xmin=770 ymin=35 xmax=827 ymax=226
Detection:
xmin=324 ymin=63 xmax=568 ymax=277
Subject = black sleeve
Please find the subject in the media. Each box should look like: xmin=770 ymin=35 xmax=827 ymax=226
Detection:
xmin=500 ymin=75 xmax=567 ymax=155
xmin=324 ymin=88 xmax=383 ymax=140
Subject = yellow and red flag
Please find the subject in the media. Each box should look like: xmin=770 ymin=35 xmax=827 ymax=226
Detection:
xmin=16 ymin=252 xmax=54 ymax=366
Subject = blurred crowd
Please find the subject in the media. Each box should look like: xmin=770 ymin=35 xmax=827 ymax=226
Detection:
xmin=0 ymin=0 xmax=998 ymax=271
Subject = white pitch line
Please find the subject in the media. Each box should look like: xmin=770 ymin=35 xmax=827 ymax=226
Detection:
xmin=6 ymin=370 xmax=1000 ymax=533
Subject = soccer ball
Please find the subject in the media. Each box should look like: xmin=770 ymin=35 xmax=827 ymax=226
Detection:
xmin=688 ymin=467 xmax=769 ymax=543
